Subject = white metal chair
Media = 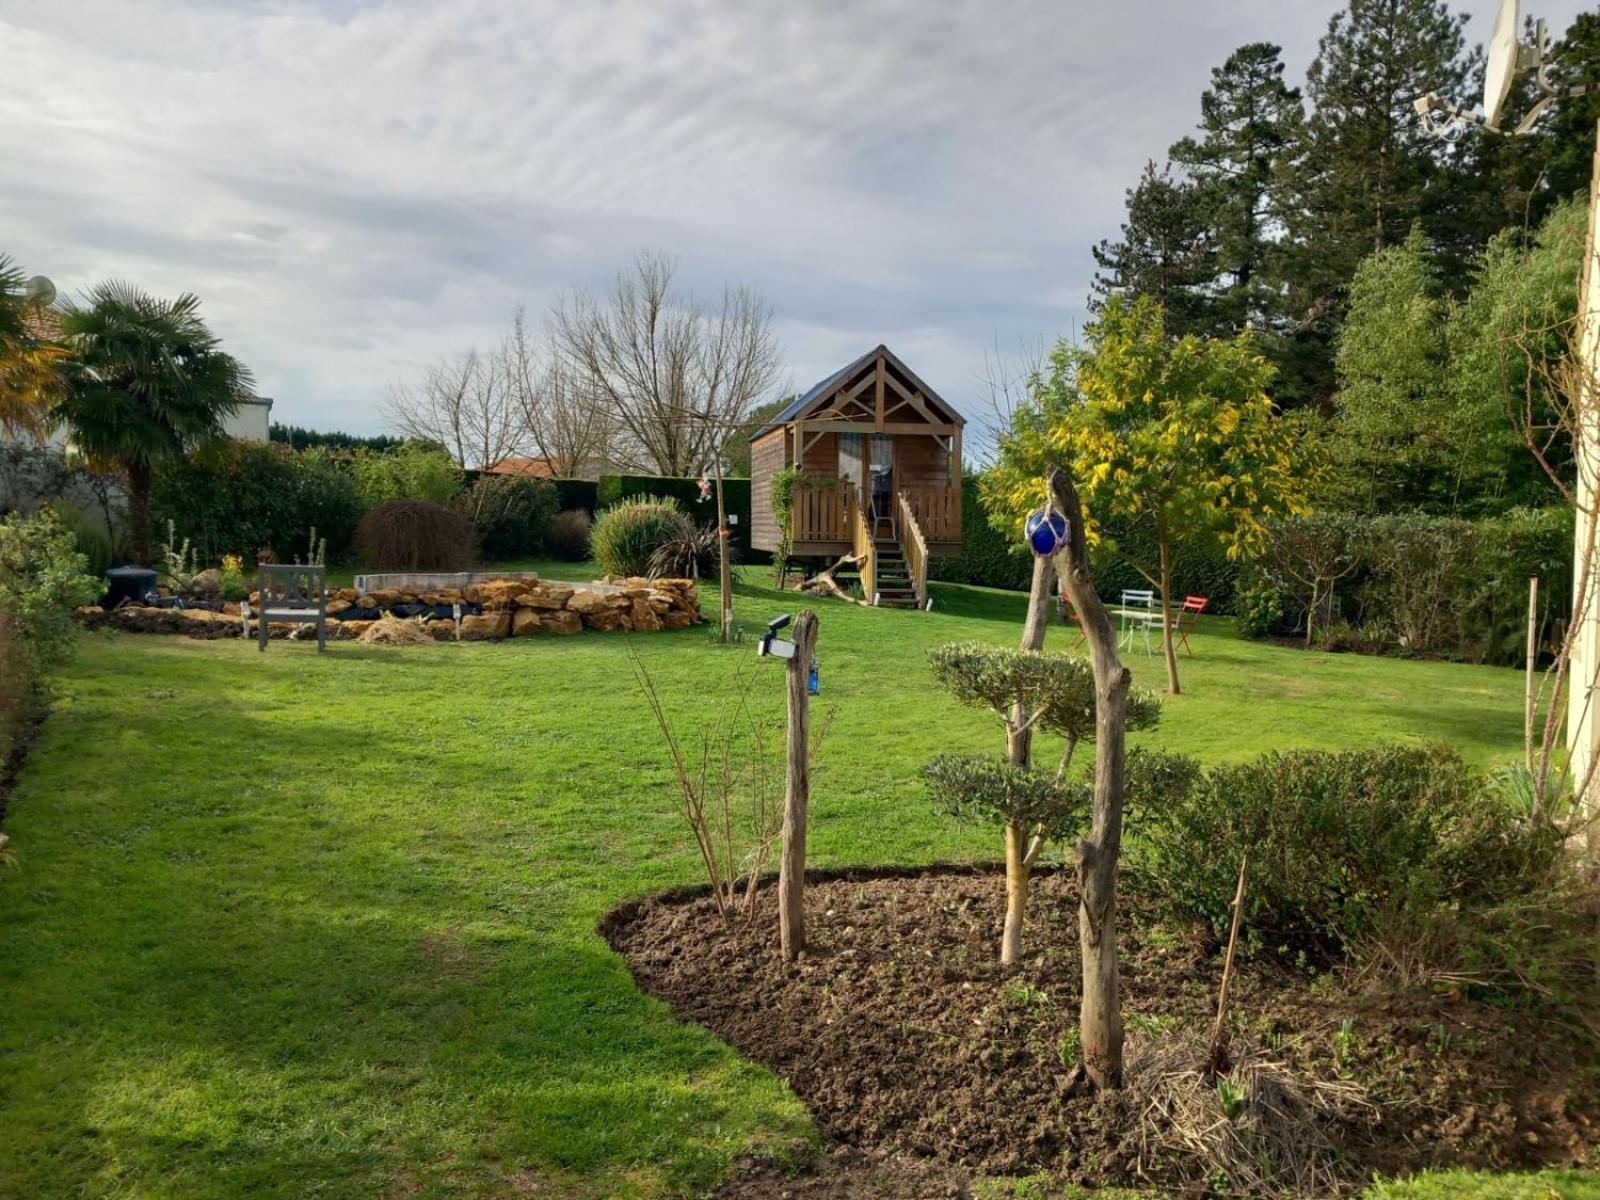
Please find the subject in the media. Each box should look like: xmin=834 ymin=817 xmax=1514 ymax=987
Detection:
xmin=1119 ymin=589 xmax=1159 ymax=655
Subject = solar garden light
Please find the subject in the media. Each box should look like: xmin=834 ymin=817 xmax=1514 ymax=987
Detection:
xmin=756 ymin=612 xmax=796 ymax=660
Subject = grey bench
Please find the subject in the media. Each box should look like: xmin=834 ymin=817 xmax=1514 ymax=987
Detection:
xmin=256 ymin=564 xmax=327 ymax=652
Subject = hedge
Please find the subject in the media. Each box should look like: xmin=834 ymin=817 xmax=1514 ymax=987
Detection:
xmin=596 ymin=475 xmax=752 ymax=556
xmin=150 ymin=441 xmax=364 ymax=564
xmin=553 ymin=478 xmax=599 ymax=514
xmin=928 ymin=473 xmax=1240 ymax=610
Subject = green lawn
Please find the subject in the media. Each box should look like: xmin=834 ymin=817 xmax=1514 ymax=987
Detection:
xmin=0 ymin=566 xmax=1579 ymax=1198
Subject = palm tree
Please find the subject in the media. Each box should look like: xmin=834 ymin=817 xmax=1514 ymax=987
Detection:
xmin=0 ymin=256 xmax=66 ymax=440
xmin=55 ymin=282 xmax=253 ymax=563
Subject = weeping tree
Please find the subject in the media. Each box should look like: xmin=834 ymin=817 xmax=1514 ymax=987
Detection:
xmin=55 ymin=283 xmax=253 ymax=564
xmin=926 ymin=642 xmax=1160 ymax=964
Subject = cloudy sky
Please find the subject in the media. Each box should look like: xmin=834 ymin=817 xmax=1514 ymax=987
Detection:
xmin=1 ymin=0 xmax=1585 ymax=443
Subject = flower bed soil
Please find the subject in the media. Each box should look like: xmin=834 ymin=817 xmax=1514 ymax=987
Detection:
xmin=603 ymin=866 xmax=1600 ymax=1197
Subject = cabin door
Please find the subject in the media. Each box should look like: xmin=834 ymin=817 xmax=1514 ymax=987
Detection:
xmin=839 ymin=433 xmax=865 ymax=496
xmin=868 ymin=434 xmax=893 ymax=524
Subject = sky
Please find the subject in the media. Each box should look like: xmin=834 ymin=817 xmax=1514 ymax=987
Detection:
xmin=1 ymin=0 xmax=1590 ymax=445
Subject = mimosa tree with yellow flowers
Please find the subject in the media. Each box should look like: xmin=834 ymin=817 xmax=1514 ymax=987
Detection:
xmin=985 ymin=296 xmax=1309 ymax=694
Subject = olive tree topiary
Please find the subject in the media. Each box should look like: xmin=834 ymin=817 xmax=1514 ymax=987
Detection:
xmin=926 ymin=641 xmax=1162 ymax=963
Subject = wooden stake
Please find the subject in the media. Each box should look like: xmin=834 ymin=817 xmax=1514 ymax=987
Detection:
xmin=1206 ymin=853 xmax=1248 ymax=1077
xmin=1527 ymin=575 xmax=1539 ymax=772
xmin=779 ymin=609 xmax=819 ymax=961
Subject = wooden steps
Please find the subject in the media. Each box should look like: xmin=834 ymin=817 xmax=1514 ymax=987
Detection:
xmin=872 ymin=540 xmax=920 ymax=608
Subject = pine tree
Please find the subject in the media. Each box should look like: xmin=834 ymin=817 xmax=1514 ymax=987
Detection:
xmin=1278 ymin=0 xmax=1471 ymax=407
xmin=1089 ymin=162 xmax=1215 ymax=339
xmin=1169 ymin=42 xmax=1304 ymax=337
xmin=1544 ymin=12 xmax=1600 ymax=203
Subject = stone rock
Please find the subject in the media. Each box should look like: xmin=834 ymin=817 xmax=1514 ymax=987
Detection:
xmin=326 ymin=598 xmax=353 ymax=616
xmin=582 ymin=608 xmax=626 ymax=632
xmin=189 ymin=569 xmax=223 ymax=597
xmin=511 ymin=608 xmax=543 ymax=636
xmin=661 ymin=610 xmax=695 ymax=630
xmin=515 ymin=591 xmax=568 ymax=610
xmin=655 ymin=577 xmax=695 ymax=590
xmin=459 ymin=612 xmax=511 ymax=640
xmin=541 ymin=609 xmax=582 ymax=636
xmin=630 ymin=599 xmax=663 ymax=632
xmin=428 ymin=620 xmax=457 ymax=641
xmin=334 ymin=587 xmax=360 ymax=603
xmin=420 ymin=588 xmax=463 ymax=605
xmin=603 ymin=594 xmax=633 ymax=609
xmin=338 ymin=620 xmax=373 ymax=640
xmin=468 ymin=579 xmax=526 ymax=609
xmin=367 ymin=588 xmax=405 ymax=607
xmin=566 ymin=589 xmax=608 ymax=614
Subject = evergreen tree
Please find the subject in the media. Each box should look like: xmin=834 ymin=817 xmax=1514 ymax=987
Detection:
xmin=1278 ymin=0 xmax=1471 ymax=407
xmin=1169 ymin=42 xmax=1304 ymax=337
xmin=1544 ymin=12 xmax=1600 ymax=203
xmin=1089 ymin=162 xmax=1215 ymax=338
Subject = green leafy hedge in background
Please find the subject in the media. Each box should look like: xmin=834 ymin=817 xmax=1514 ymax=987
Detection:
xmin=456 ymin=474 xmax=558 ymax=559
xmin=151 ymin=441 xmax=364 ymax=564
xmin=596 ymin=475 xmax=752 ymax=556
xmin=552 ymin=478 xmax=599 ymax=514
xmin=930 ymin=472 xmax=1240 ymax=608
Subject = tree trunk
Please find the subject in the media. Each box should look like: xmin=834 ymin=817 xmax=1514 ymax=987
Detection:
xmin=1049 ymin=466 xmax=1129 ymax=1092
xmin=715 ymin=461 xmax=732 ymax=643
xmin=1001 ymin=820 xmax=1028 ymax=965
xmin=778 ymin=610 xmax=819 ymax=962
xmin=126 ymin=458 xmax=152 ymax=566
xmin=1158 ymin=530 xmax=1180 ymax=694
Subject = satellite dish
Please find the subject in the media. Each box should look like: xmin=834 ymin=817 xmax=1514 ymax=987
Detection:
xmin=1483 ymin=0 xmax=1522 ymax=129
xmin=22 ymin=275 xmax=55 ymax=307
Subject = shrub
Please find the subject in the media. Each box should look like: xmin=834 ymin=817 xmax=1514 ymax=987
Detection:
xmin=596 ymin=475 xmax=751 ymax=555
xmin=355 ymin=500 xmax=475 ymax=571
xmin=1232 ymin=576 xmax=1285 ymax=638
xmin=924 ymin=754 xmax=1088 ymax=841
xmin=150 ymin=440 xmax=363 ymax=563
xmin=552 ymin=478 xmax=599 ymax=514
xmin=0 ymin=507 xmax=100 ymax=680
xmin=1135 ymin=744 xmax=1567 ymax=965
xmin=591 ymin=497 xmax=691 ymax=578
xmin=456 ymin=474 xmax=557 ymax=560
xmin=350 ymin=444 xmax=464 ymax=508
xmin=649 ymin=522 xmax=723 ymax=579
xmin=547 ymin=510 xmax=593 ymax=561
xmin=0 ymin=610 xmax=32 ymax=769
xmin=56 ymin=504 xmax=114 ymax=580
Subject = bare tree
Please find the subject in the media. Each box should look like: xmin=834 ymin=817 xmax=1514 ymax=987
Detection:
xmin=551 ymin=252 xmax=782 ymax=476
xmin=497 ymin=305 xmax=613 ymax=478
xmin=385 ymin=349 xmax=524 ymax=470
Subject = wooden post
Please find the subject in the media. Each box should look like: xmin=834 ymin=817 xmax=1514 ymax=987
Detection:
xmin=1000 ymin=553 xmax=1055 ymax=964
xmin=1527 ymin=575 xmax=1539 ymax=772
xmin=1048 ymin=465 xmax=1130 ymax=1092
xmin=1205 ymin=853 xmax=1248 ymax=1076
xmin=715 ymin=459 xmax=733 ymax=643
xmin=779 ymin=609 xmax=819 ymax=961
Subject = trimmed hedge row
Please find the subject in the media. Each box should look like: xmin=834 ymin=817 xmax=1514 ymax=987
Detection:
xmin=553 ymin=478 xmax=599 ymax=514
xmin=595 ymin=475 xmax=752 ymax=556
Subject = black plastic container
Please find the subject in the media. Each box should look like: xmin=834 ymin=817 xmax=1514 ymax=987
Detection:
xmin=104 ymin=566 xmax=158 ymax=609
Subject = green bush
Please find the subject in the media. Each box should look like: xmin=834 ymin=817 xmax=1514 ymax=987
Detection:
xmin=355 ymin=500 xmax=475 ymax=571
xmin=150 ymin=441 xmax=364 ymax=564
xmin=0 ymin=507 xmax=100 ymax=680
xmin=350 ymin=444 xmax=463 ymax=508
xmin=1232 ymin=576 xmax=1284 ymax=638
xmin=552 ymin=478 xmax=599 ymax=513
xmin=56 ymin=505 xmax=114 ymax=580
xmin=1135 ymin=744 xmax=1566 ymax=964
xmin=1240 ymin=507 xmax=1572 ymax=664
xmin=456 ymin=474 xmax=557 ymax=560
xmin=0 ymin=610 xmax=30 ymax=770
xmin=591 ymin=496 xmax=691 ymax=578
xmin=596 ymin=475 xmax=751 ymax=556
xmin=548 ymin=509 xmax=593 ymax=561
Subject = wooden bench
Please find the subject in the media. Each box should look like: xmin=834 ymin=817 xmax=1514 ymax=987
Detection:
xmin=255 ymin=564 xmax=327 ymax=652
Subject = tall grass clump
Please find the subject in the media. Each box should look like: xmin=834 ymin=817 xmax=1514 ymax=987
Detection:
xmin=592 ymin=496 xmax=690 ymax=578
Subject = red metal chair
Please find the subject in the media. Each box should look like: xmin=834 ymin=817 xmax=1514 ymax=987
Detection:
xmin=1172 ymin=595 xmax=1209 ymax=656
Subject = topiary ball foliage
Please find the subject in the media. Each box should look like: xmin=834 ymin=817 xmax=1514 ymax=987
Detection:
xmin=355 ymin=500 xmax=475 ymax=571
xmin=591 ymin=496 xmax=691 ymax=578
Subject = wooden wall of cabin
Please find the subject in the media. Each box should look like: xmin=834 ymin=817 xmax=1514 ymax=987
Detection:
xmin=893 ymin=433 xmax=954 ymax=491
xmin=801 ymin=430 xmax=838 ymax=475
xmin=748 ymin=428 xmax=788 ymax=552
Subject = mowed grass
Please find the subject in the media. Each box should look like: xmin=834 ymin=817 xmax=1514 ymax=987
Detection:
xmin=0 ymin=565 xmax=1572 ymax=1198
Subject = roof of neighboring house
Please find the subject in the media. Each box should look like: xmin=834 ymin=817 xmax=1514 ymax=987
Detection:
xmin=485 ymin=456 xmax=560 ymax=478
xmin=748 ymin=344 xmax=965 ymax=441
xmin=21 ymin=305 xmax=62 ymax=342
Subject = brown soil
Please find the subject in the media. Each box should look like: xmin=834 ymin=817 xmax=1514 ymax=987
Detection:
xmin=603 ymin=865 xmax=1600 ymax=1197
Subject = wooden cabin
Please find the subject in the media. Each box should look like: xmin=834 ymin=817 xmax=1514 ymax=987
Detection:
xmin=749 ymin=345 xmax=964 ymax=609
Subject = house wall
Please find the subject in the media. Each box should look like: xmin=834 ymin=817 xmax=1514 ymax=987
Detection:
xmin=801 ymin=430 xmax=838 ymax=475
xmin=223 ymin=398 xmax=272 ymax=441
xmin=748 ymin=428 xmax=788 ymax=552
xmin=893 ymin=433 xmax=953 ymax=490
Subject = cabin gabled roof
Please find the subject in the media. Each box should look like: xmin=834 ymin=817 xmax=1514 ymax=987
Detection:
xmin=748 ymin=344 xmax=965 ymax=441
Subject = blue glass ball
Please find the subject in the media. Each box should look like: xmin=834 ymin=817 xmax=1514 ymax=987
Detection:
xmin=1025 ymin=509 xmax=1068 ymax=557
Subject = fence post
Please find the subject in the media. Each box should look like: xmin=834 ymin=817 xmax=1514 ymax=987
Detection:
xmin=779 ymin=609 xmax=819 ymax=961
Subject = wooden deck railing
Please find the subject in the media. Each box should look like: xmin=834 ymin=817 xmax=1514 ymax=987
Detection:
xmin=791 ymin=481 xmax=850 ymax=542
xmin=850 ymin=491 xmax=875 ymax=603
xmin=896 ymin=492 xmax=929 ymax=609
xmin=897 ymin=484 xmax=961 ymax=541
